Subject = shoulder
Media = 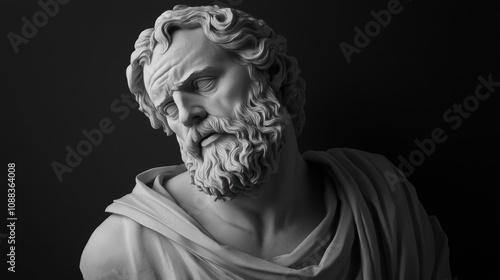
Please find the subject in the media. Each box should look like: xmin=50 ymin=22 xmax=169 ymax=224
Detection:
xmin=306 ymin=147 xmax=406 ymax=195
xmin=311 ymin=147 xmax=399 ymax=177
xmin=80 ymin=214 xmax=165 ymax=280
xmin=327 ymin=147 xmax=392 ymax=165
xmin=80 ymin=215 xmax=136 ymax=279
xmin=324 ymin=149 xmax=452 ymax=278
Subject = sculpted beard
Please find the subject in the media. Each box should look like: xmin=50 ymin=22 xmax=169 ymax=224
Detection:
xmin=177 ymin=81 xmax=287 ymax=200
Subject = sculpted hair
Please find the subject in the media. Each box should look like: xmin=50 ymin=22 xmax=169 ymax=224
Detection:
xmin=126 ymin=4 xmax=306 ymax=136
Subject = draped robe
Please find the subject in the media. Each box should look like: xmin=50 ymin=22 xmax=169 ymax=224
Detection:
xmin=80 ymin=148 xmax=451 ymax=280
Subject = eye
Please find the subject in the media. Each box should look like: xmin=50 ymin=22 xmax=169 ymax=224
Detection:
xmin=162 ymin=102 xmax=178 ymax=117
xmin=193 ymin=78 xmax=215 ymax=92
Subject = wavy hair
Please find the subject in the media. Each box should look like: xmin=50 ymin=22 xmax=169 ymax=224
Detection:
xmin=126 ymin=4 xmax=306 ymax=136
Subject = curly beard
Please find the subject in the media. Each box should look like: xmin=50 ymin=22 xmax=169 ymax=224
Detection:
xmin=176 ymin=86 xmax=288 ymax=201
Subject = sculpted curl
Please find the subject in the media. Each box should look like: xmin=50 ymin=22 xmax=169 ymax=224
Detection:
xmin=126 ymin=4 xmax=306 ymax=136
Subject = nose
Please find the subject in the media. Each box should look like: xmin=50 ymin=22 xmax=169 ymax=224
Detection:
xmin=180 ymin=106 xmax=207 ymax=127
xmin=174 ymin=92 xmax=207 ymax=127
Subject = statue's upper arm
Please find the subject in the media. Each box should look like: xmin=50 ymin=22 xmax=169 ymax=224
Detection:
xmin=80 ymin=215 xmax=133 ymax=280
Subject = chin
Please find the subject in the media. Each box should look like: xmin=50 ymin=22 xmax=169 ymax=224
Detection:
xmin=179 ymin=130 xmax=283 ymax=201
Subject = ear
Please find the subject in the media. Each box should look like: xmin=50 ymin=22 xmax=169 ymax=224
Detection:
xmin=268 ymin=56 xmax=286 ymax=97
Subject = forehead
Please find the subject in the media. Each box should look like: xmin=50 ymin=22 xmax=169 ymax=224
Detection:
xmin=143 ymin=27 xmax=229 ymax=105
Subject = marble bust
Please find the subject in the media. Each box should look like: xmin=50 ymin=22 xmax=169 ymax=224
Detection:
xmin=80 ymin=5 xmax=451 ymax=280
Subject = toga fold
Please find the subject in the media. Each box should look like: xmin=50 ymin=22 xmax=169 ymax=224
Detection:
xmin=80 ymin=148 xmax=451 ymax=280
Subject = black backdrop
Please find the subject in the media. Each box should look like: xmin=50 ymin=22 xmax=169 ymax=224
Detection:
xmin=2 ymin=0 xmax=499 ymax=279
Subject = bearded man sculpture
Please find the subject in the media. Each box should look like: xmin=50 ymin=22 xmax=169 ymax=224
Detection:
xmin=80 ymin=5 xmax=452 ymax=280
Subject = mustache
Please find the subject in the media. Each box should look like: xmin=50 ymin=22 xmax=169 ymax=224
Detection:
xmin=182 ymin=115 xmax=263 ymax=157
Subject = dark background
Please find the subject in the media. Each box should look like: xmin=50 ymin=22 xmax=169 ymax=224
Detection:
xmin=1 ymin=0 xmax=499 ymax=279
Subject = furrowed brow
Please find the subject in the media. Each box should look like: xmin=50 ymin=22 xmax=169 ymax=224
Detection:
xmin=154 ymin=92 xmax=173 ymax=112
xmin=173 ymin=67 xmax=217 ymax=88
xmin=153 ymin=66 xmax=219 ymax=111
xmin=148 ymin=72 xmax=173 ymax=111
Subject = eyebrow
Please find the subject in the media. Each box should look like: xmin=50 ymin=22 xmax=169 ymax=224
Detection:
xmin=173 ymin=66 xmax=217 ymax=88
xmin=154 ymin=66 xmax=219 ymax=112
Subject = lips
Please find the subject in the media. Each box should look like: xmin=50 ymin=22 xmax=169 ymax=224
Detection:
xmin=200 ymin=133 xmax=223 ymax=147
